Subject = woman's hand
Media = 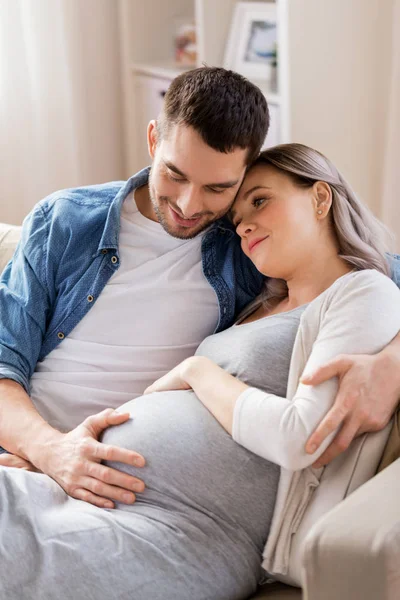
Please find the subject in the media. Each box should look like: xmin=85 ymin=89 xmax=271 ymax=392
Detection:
xmin=145 ymin=356 xmax=248 ymax=435
xmin=144 ymin=358 xmax=195 ymax=394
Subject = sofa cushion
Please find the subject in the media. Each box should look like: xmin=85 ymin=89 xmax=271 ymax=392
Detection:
xmin=0 ymin=223 xmax=21 ymax=273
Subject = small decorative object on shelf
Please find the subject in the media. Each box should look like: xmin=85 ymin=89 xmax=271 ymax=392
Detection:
xmin=224 ymin=1 xmax=277 ymax=84
xmin=174 ymin=19 xmax=197 ymax=66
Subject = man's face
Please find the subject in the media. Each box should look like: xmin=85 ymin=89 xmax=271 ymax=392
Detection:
xmin=148 ymin=122 xmax=248 ymax=239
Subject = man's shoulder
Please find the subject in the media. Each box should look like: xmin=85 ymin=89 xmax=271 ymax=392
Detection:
xmin=31 ymin=181 xmax=128 ymax=248
xmin=39 ymin=180 xmax=126 ymax=216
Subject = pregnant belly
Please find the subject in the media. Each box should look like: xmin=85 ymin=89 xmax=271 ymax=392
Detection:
xmin=101 ymin=390 xmax=279 ymax=540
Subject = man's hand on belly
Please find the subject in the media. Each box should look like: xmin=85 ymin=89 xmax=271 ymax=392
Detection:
xmin=31 ymin=408 xmax=146 ymax=509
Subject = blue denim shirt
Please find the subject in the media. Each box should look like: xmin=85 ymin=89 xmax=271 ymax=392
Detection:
xmin=0 ymin=167 xmax=265 ymax=394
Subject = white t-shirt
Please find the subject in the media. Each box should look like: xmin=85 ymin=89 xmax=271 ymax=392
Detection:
xmin=30 ymin=192 xmax=219 ymax=431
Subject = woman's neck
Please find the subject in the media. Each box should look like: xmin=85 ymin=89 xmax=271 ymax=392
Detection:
xmin=283 ymin=254 xmax=353 ymax=310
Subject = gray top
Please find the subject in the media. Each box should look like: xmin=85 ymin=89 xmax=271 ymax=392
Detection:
xmin=0 ymin=303 xmax=308 ymax=600
xmin=197 ymin=303 xmax=309 ymax=397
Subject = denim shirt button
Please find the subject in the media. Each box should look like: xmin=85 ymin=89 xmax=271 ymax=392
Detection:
xmin=57 ymin=332 xmax=65 ymax=340
xmin=87 ymin=295 xmax=94 ymax=303
xmin=111 ymin=256 xmax=118 ymax=264
xmin=101 ymin=249 xmax=108 ymax=255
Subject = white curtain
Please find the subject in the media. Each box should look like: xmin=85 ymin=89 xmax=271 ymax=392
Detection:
xmin=0 ymin=0 xmax=124 ymax=225
xmin=382 ymin=0 xmax=400 ymax=251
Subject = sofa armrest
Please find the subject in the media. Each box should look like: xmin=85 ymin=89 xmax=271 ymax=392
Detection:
xmin=0 ymin=223 xmax=21 ymax=273
xmin=302 ymin=457 xmax=400 ymax=600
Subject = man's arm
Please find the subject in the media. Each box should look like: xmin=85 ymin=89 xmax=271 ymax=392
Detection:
xmin=302 ymin=331 xmax=400 ymax=467
xmin=0 ymin=379 xmax=146 ymax=508
xmin=0 ymin=205 xmax=146 ymax=506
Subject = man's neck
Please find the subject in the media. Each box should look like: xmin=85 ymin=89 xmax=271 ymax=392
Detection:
xmin=134 ymin=183 xmax=159 ymax=223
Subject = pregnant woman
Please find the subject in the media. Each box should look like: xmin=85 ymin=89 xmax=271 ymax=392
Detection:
xmin=0 ymin=143 xmax=399 ymax=600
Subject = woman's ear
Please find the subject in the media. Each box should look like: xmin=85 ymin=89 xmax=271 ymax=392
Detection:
xmin=313 ymin=181 xmax=332 ymax=218
xmin=147 ymin=120 xmax=158 ymax=160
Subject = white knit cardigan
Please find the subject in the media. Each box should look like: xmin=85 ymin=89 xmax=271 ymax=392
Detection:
xmin=232 ymin=269 xmax=400 ymax=582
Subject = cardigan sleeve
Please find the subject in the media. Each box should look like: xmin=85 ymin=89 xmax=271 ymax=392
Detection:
xmin=232 ymin=270 xmax=400 ymax=471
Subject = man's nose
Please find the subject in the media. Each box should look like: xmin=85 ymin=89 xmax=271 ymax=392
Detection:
xmin=175 ymin=187 xmax=203 ymax=219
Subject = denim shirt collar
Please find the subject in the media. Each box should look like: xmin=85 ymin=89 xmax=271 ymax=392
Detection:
xmin=97 ymin=166 xmax=152 ymax=254
xmin=96 ymin=166 xmax=234 ymax=255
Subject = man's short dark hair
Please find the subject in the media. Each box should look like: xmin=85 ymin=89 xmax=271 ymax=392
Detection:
xmin=158 ymin=67 xmax=269 ymax=165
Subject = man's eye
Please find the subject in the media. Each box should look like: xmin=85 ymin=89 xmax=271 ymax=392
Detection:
xmin=208 ymin=187 xmax=225 ymax=194
xmin=167 ymin=172 xmax=185 ymax=183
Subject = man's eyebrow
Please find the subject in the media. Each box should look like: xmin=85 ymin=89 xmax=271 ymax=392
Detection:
xmin=206 ymin=179 xmax=240 ymax=189
xmin=163 ymin=160 xmax=239 ymax=188
xmin=164 ymin=161 xmax=187 ymax=178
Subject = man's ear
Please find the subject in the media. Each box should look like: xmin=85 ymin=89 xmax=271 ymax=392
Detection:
xmin=147 ymin=120 xmax=158 ymax=160
xmin=313 ymin=181 xmax=332 ymax=218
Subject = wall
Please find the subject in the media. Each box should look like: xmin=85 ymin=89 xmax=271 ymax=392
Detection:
xmin=288 ymin=0 xmax=394 ymax=215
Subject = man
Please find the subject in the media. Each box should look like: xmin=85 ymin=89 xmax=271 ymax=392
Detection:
xmin=0 ymin=67 xmax=399 ymax=509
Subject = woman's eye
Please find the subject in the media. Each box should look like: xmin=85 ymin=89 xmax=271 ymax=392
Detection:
xmin=252 ymin=196 xmax=268 ymax=208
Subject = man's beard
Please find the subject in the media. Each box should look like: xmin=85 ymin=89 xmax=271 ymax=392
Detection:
xmin=148 ymin=178 xmax=228 ymax=240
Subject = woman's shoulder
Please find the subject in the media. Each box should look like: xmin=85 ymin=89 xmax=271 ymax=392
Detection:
xmin=329 ymin=268 xmax=400 ymax=302
xmin=299 ymin=269 xmax=400 ymax=355
xmin=303 ymin=268 xmax=400 ymax=327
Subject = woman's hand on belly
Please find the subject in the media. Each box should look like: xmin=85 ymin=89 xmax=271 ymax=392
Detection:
xmin=145 ymin=357 xmax=249 ymax=436
xmin=144 ymin=360 xmax=193 ymax=395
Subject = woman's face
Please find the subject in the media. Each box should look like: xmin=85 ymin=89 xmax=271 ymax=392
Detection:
xmin=232 ymin=164 xmax=324 ymax=279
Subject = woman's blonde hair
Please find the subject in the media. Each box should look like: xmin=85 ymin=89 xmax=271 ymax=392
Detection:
xmin=250 ymin=143 xmax=392 ymax=309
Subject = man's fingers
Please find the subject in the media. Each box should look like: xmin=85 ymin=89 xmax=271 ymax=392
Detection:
xmin=85 ymin=460 xmax=145 ymax=492
xmin=0 ymin=453 xmax=37 ymax=471
xmin=312 ymin=420 xmax=361 ymax=468
xmin=0 ymin=453 xmax=14 ymax=467
xmin=84 ymin=409 xmax=131 ymax=437
xmin=72 ymin=487 xmax=115 ymax=509
xmin=78 ymin=476 xmax=137 ymax=505
xmin=305 ymin=404 xmax=346 ymax=454
xmin=90 ymin=441 xmax=146 ymax=467
xmin=301 ymin=355 xmax=351 ymax=386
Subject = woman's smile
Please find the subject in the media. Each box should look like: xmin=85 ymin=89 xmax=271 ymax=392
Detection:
xmin=248 ymin=236 xmax=269 ymax=253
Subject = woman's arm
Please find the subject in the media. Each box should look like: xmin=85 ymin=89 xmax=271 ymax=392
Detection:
xmin=230 ymin=272 xmax=400 ymax=471
xmin=147 ymin=271 xmax=400 ymax=472
xmin=182 ymin=356 xmax=248 ymax=434
xmin=144 ymin=356 xmax=249 ymax=435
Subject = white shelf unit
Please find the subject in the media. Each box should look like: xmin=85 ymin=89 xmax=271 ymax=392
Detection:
xmin=118 ymin=0 xmax=393 ymax=215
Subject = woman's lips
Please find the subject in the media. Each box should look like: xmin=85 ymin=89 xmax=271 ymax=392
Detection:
xmin=248 ymin=236 xmax=269 ymax=253
xmin=169 ymin=205 xmax=202 ymax=228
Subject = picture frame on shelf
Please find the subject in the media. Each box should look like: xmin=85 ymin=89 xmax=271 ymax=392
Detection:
xmin=223 ymin=1 xmax=277 ymax=83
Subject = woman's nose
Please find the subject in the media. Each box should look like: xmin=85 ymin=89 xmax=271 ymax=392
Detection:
xmin=236 ymin=220 xmax=255 ymax=237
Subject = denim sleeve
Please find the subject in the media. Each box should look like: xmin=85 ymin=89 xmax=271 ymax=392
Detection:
xmin=389 ymin=253 xmax=400 ymax=288
xmin=0 ymin=204 xmax=50 ymax=394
